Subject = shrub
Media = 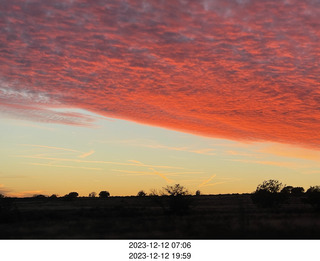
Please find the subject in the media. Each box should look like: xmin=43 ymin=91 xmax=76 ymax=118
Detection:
xmin=89 ymin=192 xmax=96 ymax=198
xmin=149 ymin=189 xmax=159 ymax=196
xmin=280 ymin=186 xmax=293 ymax=194
xmin=33 ymin=194 xmax=47 ymax=199
xmin=99 ymin=191 xmax=110 ymax=198
xmin=280 ymin=186 xmax=304 ymax=196
xmin=305 ymin=186 xmax=320 ymax=210
xmin=64 ymin=192 xmax=79 ymax=199
xmin=137 ymin=190 xmax=146 ymax=197
xmin=291 ymin=187 xmax=304 ymax=196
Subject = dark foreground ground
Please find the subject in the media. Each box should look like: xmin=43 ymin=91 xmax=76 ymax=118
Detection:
xmin=0 ymin=194 xmax=319 ymax=239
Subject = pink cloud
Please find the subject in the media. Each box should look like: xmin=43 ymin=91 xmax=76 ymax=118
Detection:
xmin=1 ymin=0 xmax=320 ymax=148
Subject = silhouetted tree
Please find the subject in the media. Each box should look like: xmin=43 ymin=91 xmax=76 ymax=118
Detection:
xmin=49 ymin=194 xmax=58 ymax=199
xmin=64 ymin=192 xmax=79 ymax=199
xmin=33 ymin=194 xmax=47 ymax=199
xmin=195 ymin=190 xmax=201 ymax=196
xmin=305 ymin=186 xmax=320 ymax=210
xmin=306 ymin=186 xmax=320 ymax=194
xmin=89 ymin=192 xmax=96 ymax=198
xmin=281 ymin=186 xmax=293 ymax=194
xmin=161 ymin=184 xmax=192 ymax=214
xmin=291 ymin=187 xmax=304 ymax=196
xmin=0 ymin=194 xmax=4 ymax=199
xmin=257 ymin=179 xmax=284 ymax=193
xmin=251 ymin=180 xmax=286 ymax=208
xmin=162 ymin=184 xmax=189 ymax=196
xmin=137 ymin=190 xmax=146 ymax=197
xmin=99 ymin=191 xmax=110 ymax=198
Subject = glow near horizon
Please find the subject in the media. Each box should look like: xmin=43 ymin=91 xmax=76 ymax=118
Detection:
xmin=1 ymin=109 xmax=320 ymax=197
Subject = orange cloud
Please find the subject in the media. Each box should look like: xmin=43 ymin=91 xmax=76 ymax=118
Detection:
xmin=78 ymin=150 xmax=95 ymax=158
xmin=260 ymin=144 xmax=320 ymax=162
xmin=1 ymin=0 xmax=320 ymax=148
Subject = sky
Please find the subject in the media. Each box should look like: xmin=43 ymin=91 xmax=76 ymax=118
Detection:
xmin=0 ymin=0 xmax=320 ymax=197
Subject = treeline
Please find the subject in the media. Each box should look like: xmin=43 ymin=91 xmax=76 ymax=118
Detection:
xmin=0 ymin=184 xmax=191 ymax=199
xmin=251 ymin=179 xmax=320 ymax=209
xmin=1 ymin=181 xmax=319 ymax=211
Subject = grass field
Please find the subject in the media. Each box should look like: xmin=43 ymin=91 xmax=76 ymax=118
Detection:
xmin=0 ymin=194 xmax=319 ymax=239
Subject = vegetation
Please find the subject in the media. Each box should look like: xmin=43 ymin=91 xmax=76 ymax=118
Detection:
xmin=89 ymin=192 xmax=96 ymax=198
xmin=281 ymin=186 xmax=305 ymax=196
xmin=162 ymin=184 xmax=189 ymax=196
xmin=161 ymin=184 xmax=192 ymax=214
xmin=291 ymin=187 xmax=305 ymax=196
xmin=251 ymin=179 xmax=287 ymax=208
xmin=281 ymin=186 xmax=294 ymax=194
xmin=33 ymin=194 xmax=47 ymax=199
xmin=99 ymin=191 xmax=110 ymax=198
xmin=64 ymin=192 xmax=79 ymax=199
xmin=305 ymin=186 xmax=320 ymax=210
xmin=149 ymin=189 xmax=159 ymax=196
xmin=137 ymin=190 xmax=146 ymax=197
xmin=1 ymin=181 xmax=320 ymax=239
xmin=256 ymin=179 xmax=284 ymax=193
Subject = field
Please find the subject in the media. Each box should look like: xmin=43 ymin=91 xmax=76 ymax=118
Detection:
xmin=0 ymin=194 xmax=319 ymax=239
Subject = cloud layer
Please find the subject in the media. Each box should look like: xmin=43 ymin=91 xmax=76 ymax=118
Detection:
xmin=1 ymin=0 xmax=320 ymax=148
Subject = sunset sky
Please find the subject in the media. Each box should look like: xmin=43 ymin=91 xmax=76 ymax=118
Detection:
xmin=1 ymin=0 xmax=320 ymax=197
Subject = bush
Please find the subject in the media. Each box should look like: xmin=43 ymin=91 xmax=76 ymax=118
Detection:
xmin=89 ymin=192 xmax=96 ymax=198
xmin=149 ymin=189 xmax=159 ymax=196
xmin=305 ymin=186 xmax=320 ymax=210
xmin=64 ymin=192 xmax=79 ymax=200
xmin=33 ymin=194 xmax=47 ymax=199
xmin=291 ymin=187 xmax=304 ymax=196
xmin=280 ymin=186 xmax=304 ymax=196
xmin=99 ymin=191 xmax=110 ymax=198
xmin=280 ymin=186 xmax=293 ymax=194
xmin=137 ymin=190 xmax=146 ymax=197
xmin=251 ymin=180 xmax=286 ymax=208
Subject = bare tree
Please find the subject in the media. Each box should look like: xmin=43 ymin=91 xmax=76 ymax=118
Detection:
xmin=162 ymin=184 xmax=189 ymax=196
xmin=149 ymin=189 xmax=159 ymax=196
xmin=161 ymin=184 xmax=192 ymax=214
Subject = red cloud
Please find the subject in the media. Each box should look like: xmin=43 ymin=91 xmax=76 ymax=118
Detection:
xmin=1 ymin=0 xmax=320 ymax=148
